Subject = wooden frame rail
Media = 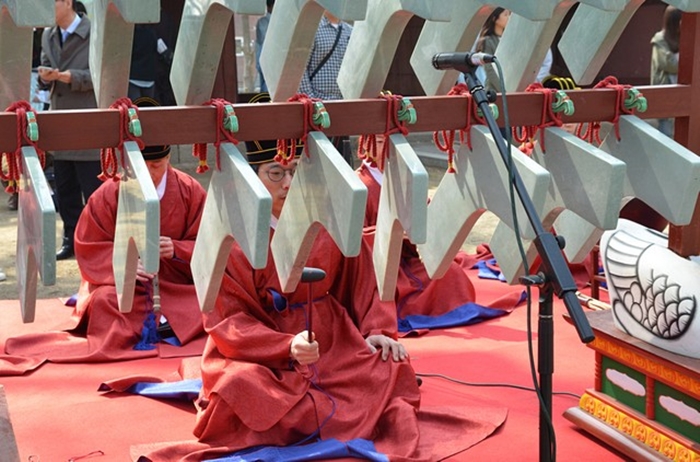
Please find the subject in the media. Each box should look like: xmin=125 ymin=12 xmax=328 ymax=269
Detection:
xmin=3 ymin=12 xmax=700 ymax=258
xmin=0 ymin=86 xmax=690 ymax=151
xmin=3 ymin=85 xmax=699 ymax=256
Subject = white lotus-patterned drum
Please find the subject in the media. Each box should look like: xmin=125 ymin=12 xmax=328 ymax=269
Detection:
xmin=600 ymin=219 xmax=699 ymax=359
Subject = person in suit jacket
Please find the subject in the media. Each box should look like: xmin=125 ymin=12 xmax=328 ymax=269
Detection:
xmin=38 ymin=0 xmax=102 ymax=261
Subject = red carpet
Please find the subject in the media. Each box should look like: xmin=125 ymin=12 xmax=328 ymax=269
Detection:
xmin=0 ymin=279 xmax=627 ymax=461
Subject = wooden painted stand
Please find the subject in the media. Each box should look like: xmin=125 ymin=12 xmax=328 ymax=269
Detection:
xmin=564 ymin=310 xmax=700 ymax=461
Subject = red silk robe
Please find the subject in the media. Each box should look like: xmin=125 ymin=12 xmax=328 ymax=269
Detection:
xmin=4 ymin=166 xmax=206 ymax=364
xmin=193 ymin=229 xmax=426 ymax=460
xmin=357 ymin=163 xmax=479 ymax=319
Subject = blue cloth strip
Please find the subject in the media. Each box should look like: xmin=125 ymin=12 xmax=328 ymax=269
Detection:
xmin=398 ymin=302 xmax=508 ymax=332
xmin=207 ymin=438 xmax=389 ymax=462
xmin=472 ymin=259 xmax=506 ymax=282
xmin=268 ymin=289 xmax=288 ymax=313
xmin=121 ymin=381 xmax=389 ymax=461
xmin=127 ymin=378 xmax=202 ymax=401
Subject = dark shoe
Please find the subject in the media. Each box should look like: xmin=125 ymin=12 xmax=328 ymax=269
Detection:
xmin=56 ymin=239 xmax=74 ymax=261
xmin=7 ymin=193 xmax=18 ymax=211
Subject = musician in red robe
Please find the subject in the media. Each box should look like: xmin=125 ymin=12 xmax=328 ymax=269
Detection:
xmin=191 ymin=134 xmax=429 ymax=460
xmin=357 ymin=136 xmax=516 ymax=333
xmin=4 ymin=98 xmax=207 ymax=366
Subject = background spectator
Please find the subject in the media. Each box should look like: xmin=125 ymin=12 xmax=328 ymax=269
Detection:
xmin=650 ymin=5 xmax=681 ymax=137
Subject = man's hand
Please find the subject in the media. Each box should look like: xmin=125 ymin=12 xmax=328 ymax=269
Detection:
xmin=159 ymin=236 xmax=174 ymax=259
xmin=37 ymin=66 xmax=59 ymax=82
xmin=134 ymin=236 xmax=173 ymax=282
xmin=38 ymin=67 xmax=71 ymax=84
xmin=290 ymin=331 xmax=319 ymax=365
xmin=366 ymin=335 xmax=408 ymax=362
xmin=135 ymin=260 xmax=155 ymax=283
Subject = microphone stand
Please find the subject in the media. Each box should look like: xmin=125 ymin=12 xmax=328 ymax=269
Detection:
xmin=458 ymin=62 xmax=595 ymax=462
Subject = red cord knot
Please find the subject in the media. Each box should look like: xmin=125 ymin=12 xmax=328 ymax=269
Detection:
xmin=512 ymin=83 xmax=570 ymax=154
xmin=274 ymin=94 xmax=328 ymax=165
xmin=1 ymin=101 xmax=47 ymax=193
xmin=431 ymin=84 xmax=477 ymax=173
xmin=576 ymin=76 xmax=646 ymax=144
xmin=357 ymin=133 xmax=380 ymax=169
xmin=192 ymin=98 xmax=240 ymax=172
xmin=99 ymin=98 xmax=145 ymax=182
xmin=356 ymin=91 xmax=417 ymax=172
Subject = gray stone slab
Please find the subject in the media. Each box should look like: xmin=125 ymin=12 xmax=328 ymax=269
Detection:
xmin=496 ymin=1 xmax=629 ymax=92
xmin=372 ymin=134 xmax=428 ymax=301
xmin=497 ymin=0 xmax=628 ymax=20
xmin=532 ymin=127 xmax=626 ymax=230
xmin=0 ymin=8 xmax=42 ymax=109
xmin=0 ymin=0 xmax=54 ymax=26
xmin=497 ymin=116 xmax=700 ymax=284
xmin=489 ymin=127 xmax=627 ymax=283
xmin=337 ymin=0 xmax=449 ymax=100
xmin=497 ymin=5 xmax=574 ymax=93
xmin=417 ymin=125 xmax=550 ymax=279
xmin=485 ymin=0 xmax=561 ymax=21
xmin=663 ymin=0 xmax=700 ymax=12
xmin=113 ymin=141 xmax=160 ymax=313
xmin=191 ymin=143 xmax=272 ymax=313
xmin=171 ymin=0 xmax=265 ymax=105
xmin=90 ymin=0 xmax=160 ymax=107
xmin=0 ymin=385 xmax=20 ymax=462
xmin=600 ymin=116 xmax=700 ymax=226
xmin=313 ymin=0 xmax=369 ymax=18
xmin=260 ymin=0 xmax=368 ymax=101
xmin=17 ymin=147 xmax=56 ymax=323
xmin=488 ymin=221 xmax=537 ymax=285
xmin=410 ymin=1 xmax=493 ymax=96
xmin=555 ymin=114 xmax=700 ymax=268
xmin=413 ymin=0 xmax=635 ymax=96
xmin=2 ymin=0 xmax=54 ymax=111
xmin=553 ymin=210 xmax=605 ymax=263
xmin=270 ymin=132 xmax=367 ymax=293
xmin=558 ymin=1 xmax=644 ymax=86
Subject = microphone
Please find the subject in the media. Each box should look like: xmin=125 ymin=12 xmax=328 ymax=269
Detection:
xmin=432 ymin=52 xmax=495 ymax=70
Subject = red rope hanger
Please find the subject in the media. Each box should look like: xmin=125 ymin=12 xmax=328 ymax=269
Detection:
xmin=512 ymin=82 xmax=568 ymax=155
xmin=0 ymin=101 xmax=46 ymax=194
xmin=357 ymin=91 xmax=413 ymax=172
xmin=98 ymin=97 xmax=145 ymax=182
xmin=576 ymin=75 xmax=646 ymax=145
xmin=274 ymin=93 xmax=329 ymax=165
xmin=432 ymin=83 xmax=480 ymax=173
xmin=192 ymin=98 xmax=240 ymax=173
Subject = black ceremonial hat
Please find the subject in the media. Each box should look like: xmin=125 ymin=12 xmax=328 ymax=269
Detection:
xmin=245 ymin=92 xmax=303 ymax=165
xmin=133 ymin=96 xmax=171 ymax=161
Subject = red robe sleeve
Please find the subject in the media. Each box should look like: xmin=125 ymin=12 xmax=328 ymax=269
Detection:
xmin=204 ymin=246 xmax=295 ymax=371
xmin=331 ymin=233 xmax=399 ymax=340
xmin=157 ymin=168 xmax=207 ymax=284
xmin=357 ymin=163 xmax=381 ymax=228
xmin=74 ymin=179 xmax=120 ymax=286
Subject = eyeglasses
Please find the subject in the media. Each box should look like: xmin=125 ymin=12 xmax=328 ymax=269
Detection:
xmin=265 ymin=165 xmax=296 ymax=183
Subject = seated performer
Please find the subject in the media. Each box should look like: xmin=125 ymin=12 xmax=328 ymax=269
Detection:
xmin=191 ymin=133 xmax=427 ymax=460
xmin=357 ymin=135 xmax=515 ymax=333
xmin=3 ymin=97 xmax=207 ymax=367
